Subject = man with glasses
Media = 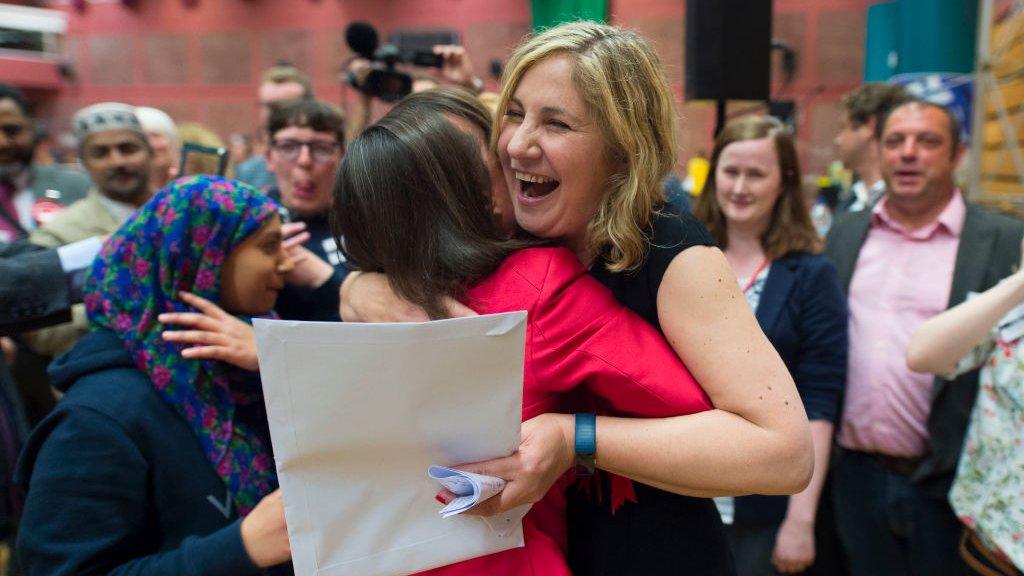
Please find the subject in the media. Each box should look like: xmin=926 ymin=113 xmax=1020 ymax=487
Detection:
xmin=0 ymin=84 xmax=90 ymax=244
xmin=266 ymin=98 xmax=349 ymax=321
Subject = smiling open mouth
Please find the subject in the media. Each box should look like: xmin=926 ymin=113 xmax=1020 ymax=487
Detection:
xmin=516 ymin=171 xmax=559 ymax=199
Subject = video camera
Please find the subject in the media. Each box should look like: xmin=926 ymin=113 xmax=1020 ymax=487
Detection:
xmin=344 ymin=22 xmax=459 ymax=103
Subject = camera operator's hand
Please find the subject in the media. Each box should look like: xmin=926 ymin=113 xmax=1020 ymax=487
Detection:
xmin=433 ymin=45 xmax=482 ymax=92
xmin=344 ymin=57 xmax=374 ymax=87
xmin=342 ymin=58 xmax=374 ymax=139
xmin=1 ymin=337 xmax=16 ymax=366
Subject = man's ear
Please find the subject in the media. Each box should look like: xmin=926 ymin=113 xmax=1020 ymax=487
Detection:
xmin=264 ymin=145 xmax=277 ymax=173
xmin=951 ymin=142 xmax=968 ymax=167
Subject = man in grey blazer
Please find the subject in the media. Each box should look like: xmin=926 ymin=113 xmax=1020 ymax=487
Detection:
xmin=1 ymin=243 xmax=73 ymax=336
xmin=0 ymin=238 xmax=102 ymax=335
xmin=826 ymin=99 xmax=1024 ymax=575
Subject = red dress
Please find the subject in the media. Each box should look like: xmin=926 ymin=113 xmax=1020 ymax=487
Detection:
xmin=418 ymin=247 xmax=713 ymax=576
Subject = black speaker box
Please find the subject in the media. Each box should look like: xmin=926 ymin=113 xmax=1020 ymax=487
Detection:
xmin=685 ymin=0 xmax=773 ymax=101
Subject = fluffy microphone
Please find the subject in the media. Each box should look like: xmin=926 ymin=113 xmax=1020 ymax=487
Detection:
xmin=345 ymin=22 xmax=379 ymax=59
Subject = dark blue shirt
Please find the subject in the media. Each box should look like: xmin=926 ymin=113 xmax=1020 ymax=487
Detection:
xmin=16 ymin=329 xmax=282 ymax=575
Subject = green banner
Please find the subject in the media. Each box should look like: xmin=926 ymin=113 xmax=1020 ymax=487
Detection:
xmin=864 ymin=0 xmax=978 ymax=80
xmin=531 ymin=0 xmax=607 ymax=31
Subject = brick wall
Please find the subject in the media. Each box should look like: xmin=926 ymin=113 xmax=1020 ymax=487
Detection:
xmin=609 ymin=0 xmax=873 ymax=174
xmin=38 ymin=0 xmax=873 ymax=176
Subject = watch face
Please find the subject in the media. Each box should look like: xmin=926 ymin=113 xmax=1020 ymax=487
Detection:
xmin=574 ymin=454 xmax=595 ymax=476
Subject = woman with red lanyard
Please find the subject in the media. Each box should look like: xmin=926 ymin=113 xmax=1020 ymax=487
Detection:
xmin=694 ymin=115 xmax=849 ymax=576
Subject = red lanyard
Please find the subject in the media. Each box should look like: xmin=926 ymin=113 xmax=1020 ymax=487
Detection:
xmin=741 ymin=258 xmax=770 ymax=294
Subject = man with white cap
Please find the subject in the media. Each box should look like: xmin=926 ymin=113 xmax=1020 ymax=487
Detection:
xmin=134 ymin=106 xmax=180 ymax=191
xmin=32 ymin=102 xmax=153 ymax=249
xmin=25 ymin=102 xmax=154 ymax=357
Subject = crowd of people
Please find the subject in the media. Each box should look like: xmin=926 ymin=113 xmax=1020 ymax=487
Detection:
xmin=0 ymin=18 xmax=1021 ymax=576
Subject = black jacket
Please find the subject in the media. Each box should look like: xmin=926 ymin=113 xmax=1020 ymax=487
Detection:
xmin=733 ymin=252 xmax=848 ymax=526
xmin=269 ymin=194 xmax=349 ymax=322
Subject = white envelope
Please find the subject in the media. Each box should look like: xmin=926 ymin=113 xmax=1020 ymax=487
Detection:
xmin=254 ymin=312 xmax=527 ymax=576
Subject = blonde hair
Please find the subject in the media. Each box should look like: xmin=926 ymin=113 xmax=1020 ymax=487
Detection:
xmin=492 ymin=21 xmax=678 ymax=271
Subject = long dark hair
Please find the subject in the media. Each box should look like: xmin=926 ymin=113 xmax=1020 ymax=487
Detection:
xmin=332 ymin=104 xmax=525 ymax=319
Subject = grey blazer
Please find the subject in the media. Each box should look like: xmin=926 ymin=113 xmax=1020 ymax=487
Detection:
xmin=0 ymin=241 xmax=72 ymax=337
xmin=27 ymin=164 xmax=91 ymax=206
xmin=825 ymin=202 xmax=1024 ymax=498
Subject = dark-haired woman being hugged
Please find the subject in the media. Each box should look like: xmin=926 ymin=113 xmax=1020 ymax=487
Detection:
xmin=693 ymin=115 xmax=848 ymax=575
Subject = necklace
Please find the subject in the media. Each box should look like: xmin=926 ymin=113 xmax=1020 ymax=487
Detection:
xmin=740 ymin=257 xmax=770 ymax=294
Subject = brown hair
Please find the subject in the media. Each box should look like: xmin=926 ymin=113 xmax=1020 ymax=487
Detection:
xmin=879 ymin=98 xmax=963 ymax=157
xmin=841 ymin=83 xmax=912 ymax=130
xmin=398 ymin=87 xmax=494 ymax=142
xmin=266 ymin=98 xmax=345 ymax=146
xmin=693 ymin=115 xmax=822 ymax=259
xmin=332 ymin=102 xmax=529 ymax=319
xmin=493 ymin=21 xmax=678 ymax=272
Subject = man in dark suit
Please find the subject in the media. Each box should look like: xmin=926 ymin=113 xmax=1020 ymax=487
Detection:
xmin=826 ymin=99 xmax=1024 ymax=575
xmin=0 ymin=238 xmax=99 ymax=539
xmin=0 ymin=83 xmax=90 ymax=244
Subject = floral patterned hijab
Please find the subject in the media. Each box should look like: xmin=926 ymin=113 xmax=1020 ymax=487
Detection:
xmin=85 ymin=175 xmax=279 ymax=515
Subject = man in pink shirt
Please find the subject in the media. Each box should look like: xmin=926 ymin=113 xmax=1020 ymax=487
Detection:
xmin=825 ymin=100 xmax=1023 ymax=576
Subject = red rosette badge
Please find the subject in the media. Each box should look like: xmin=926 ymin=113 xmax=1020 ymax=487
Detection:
xmin=32 ymin=198 xmax=65 ymax=226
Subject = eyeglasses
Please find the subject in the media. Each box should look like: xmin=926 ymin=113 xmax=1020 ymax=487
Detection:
xmin=271 ymin=139 xmax=341 ymax=163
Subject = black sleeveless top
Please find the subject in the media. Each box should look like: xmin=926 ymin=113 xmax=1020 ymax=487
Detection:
xmin=566 ymin=208 xmax=737 ymax=575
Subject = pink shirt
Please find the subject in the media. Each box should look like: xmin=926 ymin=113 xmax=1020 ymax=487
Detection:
xmin=837 ymin=192 xmax=966 ymax=457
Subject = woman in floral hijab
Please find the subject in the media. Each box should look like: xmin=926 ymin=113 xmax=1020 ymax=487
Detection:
xmin=17 ymin=175 xmax=294 ymax=574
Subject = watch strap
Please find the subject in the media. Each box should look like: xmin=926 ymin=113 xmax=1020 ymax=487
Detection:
xmin=574 ymin=413 xmax=596 ymax=476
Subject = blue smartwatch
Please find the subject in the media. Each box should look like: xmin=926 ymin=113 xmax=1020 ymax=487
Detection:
xmin=574 ymin=413 xmax=597 ymax=476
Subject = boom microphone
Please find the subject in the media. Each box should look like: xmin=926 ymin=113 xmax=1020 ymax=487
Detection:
xmin=345 ymin=22 xmax=379 ymax=60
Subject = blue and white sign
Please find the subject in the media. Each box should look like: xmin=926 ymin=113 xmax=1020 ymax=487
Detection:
xmin=890 ymin=73 xmax=974 ymax=143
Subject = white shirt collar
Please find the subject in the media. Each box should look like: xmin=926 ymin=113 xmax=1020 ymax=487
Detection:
xmin=849 ymin=179 xmax=886 ymax=212
xmin=96 ymin=193 xmax=140 ymax=223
